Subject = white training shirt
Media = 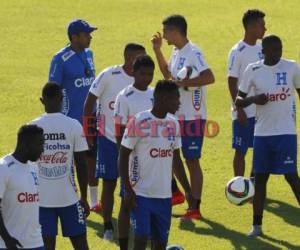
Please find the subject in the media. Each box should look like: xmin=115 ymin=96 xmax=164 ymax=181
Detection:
xmin=31 ymin=113 xmax=88 ymax=207
xmin=228 ymin=40 xmax=264 ymax=120
xmin=0 ymin=154 xmax=43 ymax=249
xmin=168 ymin=41 xmax=209 ymax=121
xmin=121 ymin=110 xmax=181 ymax=198
xmin=239 ymin=59 xmax=300 ymax=136
xmin=114 ymin=85 xmax=154 ymax=125
xmin=89 ymin=65 xmax=134 ymax=143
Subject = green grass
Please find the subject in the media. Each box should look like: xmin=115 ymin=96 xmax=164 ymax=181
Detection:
xmin=1 ymin=0 xmax=300 ymax=249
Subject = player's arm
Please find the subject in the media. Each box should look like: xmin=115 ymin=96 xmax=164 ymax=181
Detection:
xmin=118 ymin=145 xmax=136 ymax=209
xmin=49 ymin=55 xmax=63 ymax=85
xmin=151 ymin=32 xmax=171 ymax=79
xmin=83 ymin=92 xmax=98 ymax=147
xmin=74 ymin=151 xmax=90 ymax=217
xmin=115 ymin=125 xmax=126 ymax=150
xmin=235 ymin=91 xmax=267 ymax=107
xmin=176 ymin=68 xmax=215 ymax=87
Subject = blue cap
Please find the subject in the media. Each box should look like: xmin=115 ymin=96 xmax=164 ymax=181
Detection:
xmin=67 ymin=19 xmax=97 ymax=36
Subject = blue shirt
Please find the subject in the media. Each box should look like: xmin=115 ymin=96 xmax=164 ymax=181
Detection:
xmin=49 ymin=45 xmax=95 ymax=124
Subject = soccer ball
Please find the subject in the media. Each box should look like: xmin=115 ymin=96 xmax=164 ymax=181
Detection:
xmin=176 ymin=66 xmax=199 ymax=91
xmin=166 ymin=245 xmax=184 ymax=250
xmin=225 ymin=176 xmax=254 ymax=205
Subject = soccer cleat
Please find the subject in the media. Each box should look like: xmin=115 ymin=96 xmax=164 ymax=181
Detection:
xmin=180 ymin=209 xmax=201 ymax=220
xmin=248 ymin=225 xmax=263 ymax=237
xmin=90 ymin=202 xmax=102 ymax=213
xmin=103 ymin=229 xmax=114 ymax=241
xmin=172 ymin=190 xmax=185 ymax=206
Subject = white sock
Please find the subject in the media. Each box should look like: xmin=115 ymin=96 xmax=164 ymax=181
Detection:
xmin=89 ymin=186 xmax=98 ymax=207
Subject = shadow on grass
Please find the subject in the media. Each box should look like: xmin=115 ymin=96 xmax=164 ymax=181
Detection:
xmin=179 ymin=217 xmax=299 ymax=250
xmin=265 ymin=198 xmax=300 ymax=228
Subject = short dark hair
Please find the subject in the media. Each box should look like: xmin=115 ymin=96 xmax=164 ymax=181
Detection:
xmin=162 ymin=14 xmax=187 ymax=36
xmin=133 ymin=55 xmax=155 ymax=72
xmin=17 ymin=124 xmax=43 ymax=144
xmin=262 ymin=35 xmax=282 ymax=49
xmin=242 ymin=9 xmax=265 ymax=29
xmin=124 ymin=43 xmax=145 ymax=55
xmin=42 ymin=82 xmax=62 ymax=99
xmin=153 ymin=80 xmax=179 ymax=98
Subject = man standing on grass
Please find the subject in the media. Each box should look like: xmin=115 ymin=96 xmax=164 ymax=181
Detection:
xmin=49 ymin=19 xmax=100 ymax=212
xmin=83 ymin=43 xmax=146 ymax=240
xmin=228 ymin=9 xmax=266 ymax=177
xmin=32 ymin=83 xmax=90 ymax=250
xmin=236 ymin=35 xmax=300 ymax=237
xmin=151 ymin=14 xmax=215 ymax=220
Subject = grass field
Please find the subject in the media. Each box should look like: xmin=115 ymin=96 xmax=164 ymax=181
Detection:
xmin=1 ymin=0 xmax=300 ymax=249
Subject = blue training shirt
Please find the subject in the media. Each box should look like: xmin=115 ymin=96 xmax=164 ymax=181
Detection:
xmin=49 ymin=45 xmax=95 ymax=124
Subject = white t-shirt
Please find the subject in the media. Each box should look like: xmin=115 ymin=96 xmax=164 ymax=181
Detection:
xmin=168 ymin=41 xmax=209 ymax=121
xmin=114 ymin=85 xmax=154 ymax=125
xmin=228 ymin=40 xmax=263 ymax=120
xmin=239 ymin=59 xmax=300 ymax=136
xmin=0 ymin=154 xmax=43 ymax=249
xmin=89 ymin=65 xmax=134 ymax=142
xmin=31 ymin=113 xmax=88 ymax=207
xmin=121 ymin=110 xmax=181 ymax=198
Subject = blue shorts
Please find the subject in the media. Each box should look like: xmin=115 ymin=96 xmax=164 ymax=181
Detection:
xmin=39 ymin=201 xmax=86 ymax=237
xmin=253 ymin=135 xmax=297 ymax=174
xmin=131 ymin=196 xmax=171 ymax=244
xmin=232 ymin=117 xmax=255 ymax=154
xmin=96 ymin=136 xmax=118 ymax=180
xmin=0 ymin=247 xmax=44 ymax=250
xmin=180 ymin=119 xmax=206 ymax=160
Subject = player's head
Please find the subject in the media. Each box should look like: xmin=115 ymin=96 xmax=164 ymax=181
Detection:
xmin=16 ymin=124 xmax=44 ymax=162
xmin=162 ymin=15 xmax=187 ymax=45
xmin=153 ymin=80 xmax=180 ymax=114
xmin=133 ymin=55 xmax=155 ymax=89
xmin=68 ymin=19 xmax=97 ymax=49
xmin=123 ymin=43 xmax=146 ymax=71
xmin=242 ymin=9 xmax=266 ymax=39
xmin=262 ymin=35 xmax=282 ymax=63
xmin=40 ymin=82 xmax=63 ymax=113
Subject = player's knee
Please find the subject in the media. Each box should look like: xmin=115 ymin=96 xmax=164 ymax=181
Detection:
xmin=254 ymin=174 xmax=269 ymax=185
xmin=235 ymin=150 xmax=246 ymax=158
xmin=185 ymin=158 xmax=200 ymax=167
xmin=284 ymin=173 xmax=299 ymax=184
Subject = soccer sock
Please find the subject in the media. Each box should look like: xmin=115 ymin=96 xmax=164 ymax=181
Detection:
xmin=119 ymin=238 xmax=129 ymax=250
xmin=89 ymin=186 xmax=98 ymax=207
xmin=172 ymin=178 xmax=179 ymax=193
xmin=253 ymin=215 xmax=263 ymax=225
xmin=104 ymin=221 xmax=113 ymax=231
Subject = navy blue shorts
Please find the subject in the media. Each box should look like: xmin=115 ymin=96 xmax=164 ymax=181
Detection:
xmin=96 ymin=136 xmax=118 ymax=180
xmin=39 ymin=201 xmax=86 ymax=237
xmin=180 ymin=119 xmax=206 ymax=160
xmin=131 ymin=196 xmax=172 ymax=244
xmin=232 ymin=117 xmax=255 ymax=154
xmin=253 ymin=135 xmax=297 ymax=174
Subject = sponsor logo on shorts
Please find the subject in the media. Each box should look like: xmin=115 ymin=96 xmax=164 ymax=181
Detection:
xmin=284 ymin=156 xmax=294 ymax=165
xmin=17 ymin=192 xmax=39 ymax=203
xmin=76 ymin=202 xmax=86 ymax=225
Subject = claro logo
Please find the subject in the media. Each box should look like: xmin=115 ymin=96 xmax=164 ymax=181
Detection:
xmin=74 ymin=77 xmax=94 ymax=88
xmin=150 ymin=148 xmax=172 ymax=158
xmin=267 ymin=87 xmax=291 ymax=102
xmin=17 ymin=192 xmax=39 ymax=203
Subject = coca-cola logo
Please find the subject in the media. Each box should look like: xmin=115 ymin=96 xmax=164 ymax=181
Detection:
xmin=39 ymin=151 xmax=68 ymax=164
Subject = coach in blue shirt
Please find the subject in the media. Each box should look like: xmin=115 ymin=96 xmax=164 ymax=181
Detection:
xmin=49 ymin=19 xmax=97 ymax=124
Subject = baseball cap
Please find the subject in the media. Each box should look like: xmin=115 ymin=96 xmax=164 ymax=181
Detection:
xmin=68 ymin=19 xmax=97 ymax=36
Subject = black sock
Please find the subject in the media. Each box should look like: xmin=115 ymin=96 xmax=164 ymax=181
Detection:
xmin=119 ymin=238 xmax=128 ymax=250
xmin=172 ymin=178 xmax=179 ymax=193
xmin=104 ymin=221 xmax=113 ymax=231
xmin=253 ymin=215 xmax=263 ymax=226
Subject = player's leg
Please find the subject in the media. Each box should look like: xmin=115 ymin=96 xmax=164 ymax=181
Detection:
xmin=96 ymin=135 xmax=119 ymax=239
xmin=131 ymin=196 xmax=151 ymax=250
xmin=150 ymin=198 xmax=171 ymax=250
xmin=285 ymin=173 xmax=300 ymax=204
xmin=39 ymin=207 xmax=58 ymax=250
xmin=58 ymin=201 xmax=88 ymax=249
xmin=118 ymin=184 xmax=130 ymax=250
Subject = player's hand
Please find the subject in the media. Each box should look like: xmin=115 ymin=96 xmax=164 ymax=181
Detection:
xmin=253 ymin=94 xmax=268 ymax=105
xmin=86 ymin=136 xmax=94 ymax=148
xmin=151 ymin=32 xmax=163 ymax=51
xmin=124 ymin=188 xmax=136 ymax=211
xmin=175 ymin=80 xmax=185 ymax=88
xmin=236 ymin=108 xmax=248 ymax=126
xmin=4 ymin=235 xmax=22 ymax=250
xmin=80 ymin=198 xmax=90 ymax=218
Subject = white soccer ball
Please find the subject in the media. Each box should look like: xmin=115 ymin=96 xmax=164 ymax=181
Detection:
xmin=176 ymin=66 xmax=199 ymax=91
xmin=166 ymin=245 xmax=184 ymax=250
xmin=225 ymin=176 xmax=255 ymax=205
